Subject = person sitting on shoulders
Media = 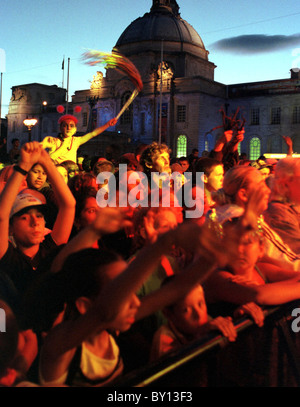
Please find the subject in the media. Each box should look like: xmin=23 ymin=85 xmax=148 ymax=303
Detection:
xmin=41 ymin=110 xmax=118 ymax=164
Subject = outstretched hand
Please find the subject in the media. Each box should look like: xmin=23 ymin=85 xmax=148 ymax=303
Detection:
xmin=108 ymin=118 xmax=118 ymax=127
xmin=159 ymin=221 xmax=235 ymax=268
xmin=282 ymin=135 xmax=293 ymax=155
xmin=91 ymin=206 xmax=132 ymax=236
xmin=282 ymin=135 xmax=293 ymax=148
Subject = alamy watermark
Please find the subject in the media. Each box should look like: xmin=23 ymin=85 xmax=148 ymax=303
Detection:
xmin=0 ymin=307 xmax=5 ymax=332
xmin=96 ymin=164 xmax=205 ymax=218
xmin=291 ymin=308 xmax=300 ymax=333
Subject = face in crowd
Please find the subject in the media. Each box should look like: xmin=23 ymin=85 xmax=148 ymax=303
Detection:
xmin=60 ymin=119 xmax=77 ymax=139
xmin=27 ymin=164 xmax=47 ymax=190
xmin=204 ymin=164 xmax=224 ymax=192
xmin=152 ymin=151 xmax=171 ymax=174
xmin=10 ymin=207 xmax=46 ymax=248
xmin=165 ymin=285 xmax=208 ymax=337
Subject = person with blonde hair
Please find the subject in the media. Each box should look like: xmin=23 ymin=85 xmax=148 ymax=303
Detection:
xmin=211 ymin=165 xmax=300 ymax=271
xmin=264 ymin=156 xmax=300 ymax=254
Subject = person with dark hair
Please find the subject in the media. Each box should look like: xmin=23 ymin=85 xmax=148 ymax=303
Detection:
xmin=195 ymin=157 xmax=224 ymax=209
xmin=150 ymin=281 xmax=237 ymax=361
xmin=0 ymin=142 xmax=76 ymax=300
xmin=60 ymin=160 xmax=79 ymax=180
xmin=178 ymin=156 xmax=190 ymax=172
xmin=134 ymin=143 xmax=148 ymax=170
xmin=139 ymin=142 xmax=171 ymax=181
xmin=9 ymin=138 xmax=20 ymax=164
xmin=36 ymin=207 xmax=234 ymax=385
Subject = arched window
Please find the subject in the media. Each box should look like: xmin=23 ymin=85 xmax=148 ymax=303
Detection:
xmin=176 ymin=135 xmax=187 ymax=157
xmin=204 ymin=132 xmax=214 ymax=152
xmin=120 ymin=91 xmax=133 ymax=125
xmin=249 ymin=137 xmax=261 ymax=160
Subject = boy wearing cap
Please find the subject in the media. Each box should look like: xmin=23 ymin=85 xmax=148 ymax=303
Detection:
xmin=0 ymin=142 xmax=76 ymax=299
xmin=40 ymin=114 xmax=118 ymax=164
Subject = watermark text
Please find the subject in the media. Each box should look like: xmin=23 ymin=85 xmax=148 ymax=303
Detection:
xmin=0 ymin=307 xmax=6 ymax=332
xmin=95 ymin=165 xmax=204 ymax=218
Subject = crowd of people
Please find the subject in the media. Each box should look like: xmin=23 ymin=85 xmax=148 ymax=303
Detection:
xmin=0 ymin=109 xmax=300 ymax=387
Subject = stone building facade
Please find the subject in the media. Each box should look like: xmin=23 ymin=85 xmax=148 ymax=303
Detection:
xmin=7 ymin=83 xmax=66 ymax=145
xmin=6 ymin=0 xmax=300 ymax=160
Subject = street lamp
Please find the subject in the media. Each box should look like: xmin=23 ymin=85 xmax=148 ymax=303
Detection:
xmin=23 ymin=118 xmax=38 ymax=142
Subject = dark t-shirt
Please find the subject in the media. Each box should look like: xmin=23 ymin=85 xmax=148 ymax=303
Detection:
xmin=0 ymin=234 xmax=61 ymax=297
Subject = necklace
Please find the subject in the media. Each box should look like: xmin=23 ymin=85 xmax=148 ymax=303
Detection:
xmin=66 ymin=137 xmax=74 ymax=151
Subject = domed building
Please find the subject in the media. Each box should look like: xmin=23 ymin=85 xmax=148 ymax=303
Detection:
xmin=7 ymin=0 xmax=300 ymax=160
xmin=72 ymin=0 xmax=227 ymax=158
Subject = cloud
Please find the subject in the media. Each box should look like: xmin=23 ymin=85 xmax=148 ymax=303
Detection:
xmin=210 ymin=34 xmax=300 ymax=54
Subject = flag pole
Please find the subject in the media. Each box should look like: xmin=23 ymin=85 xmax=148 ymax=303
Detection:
xmin=159 ymin=39 xmax=164 ymax=145
xmin=66 ymin=57 xmax=70 ymax=114
xmin=62 ymin=56 xmax=65 ymax=88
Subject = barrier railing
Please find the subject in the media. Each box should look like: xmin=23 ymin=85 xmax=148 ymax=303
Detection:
xmin=113 ymin=302 xmax=300 ymax=387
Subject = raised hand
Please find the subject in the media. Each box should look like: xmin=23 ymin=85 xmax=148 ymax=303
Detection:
xmin=108 ymin=118 xmax=118 ymax=127
xmin=19 ymin=142 xmax=43 ymax=170
xmin=282 ymin=135 xmax=293 ymax=155
xmin=92 ymin=206 xmax=132 ymax=236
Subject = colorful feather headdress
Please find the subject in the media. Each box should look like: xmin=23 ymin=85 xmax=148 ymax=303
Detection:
xmin=82 ymin=49 xmax=143 ymax=120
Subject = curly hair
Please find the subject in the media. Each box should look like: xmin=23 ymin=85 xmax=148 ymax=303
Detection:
xmin=139 ymin=142 xmax=171 ymax=177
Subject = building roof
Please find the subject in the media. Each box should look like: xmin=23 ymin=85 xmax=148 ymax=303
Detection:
xmin=115 ymin=0 xmax=206 ymax=53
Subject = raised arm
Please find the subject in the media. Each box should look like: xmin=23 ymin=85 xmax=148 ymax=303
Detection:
xmin=99 ymin=221 xmax=231 ymax=324
xmin=0 ymin=142 xmax=42 ymax=259
xmin=282 ymin=135 xmax=293 ymax=156
xmin=78 ymin=118 xmax=118 ymax=146
xmin=205 ymin=269 xmax=300 ymax=306
xmin=38 ymin=148 xmax=76 ymax=245
xmin=50 ymin=207 xmax=131 ymax=273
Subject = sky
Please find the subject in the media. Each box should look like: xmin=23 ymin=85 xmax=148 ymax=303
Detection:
xmin=1 ymin=0 xmax=300 ymax=117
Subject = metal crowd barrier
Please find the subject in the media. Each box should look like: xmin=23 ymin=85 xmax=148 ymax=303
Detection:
xmin=113 ymin=301 xmax=300 ymax=387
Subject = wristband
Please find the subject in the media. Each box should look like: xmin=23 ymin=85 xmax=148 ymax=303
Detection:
xmin=13 ymin=165 xmax=28 ymax=176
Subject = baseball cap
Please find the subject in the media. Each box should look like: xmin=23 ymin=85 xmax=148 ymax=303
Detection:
xmin=10 ymin=193 xmax=46 ymax=219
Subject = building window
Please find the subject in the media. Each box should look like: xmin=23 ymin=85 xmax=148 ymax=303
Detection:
xmin=237 ymin=142 xmax=241 ymax=155
xmin=292 ymin=106 xmax=300 ymax=124
xmin=271 ymin=107 xmax=281 ymax=125
xmin=250 ymin=108 xmax=260 ymax=125
xmin=249 ymin=137 xmax=261 ymax=160
xmin=176 ymin=135 xmax=187 ymax=157
xmin=177 ymin=105 xmax=186 ymax=123
xmin=120 ymin=92 xmax=133 ymax=125
xmin=82 ymin=112 xmax=88 ymax=127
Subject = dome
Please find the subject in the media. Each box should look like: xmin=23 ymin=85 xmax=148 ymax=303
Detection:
xmin=115 ymin=0 xmax=206 ymax=55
